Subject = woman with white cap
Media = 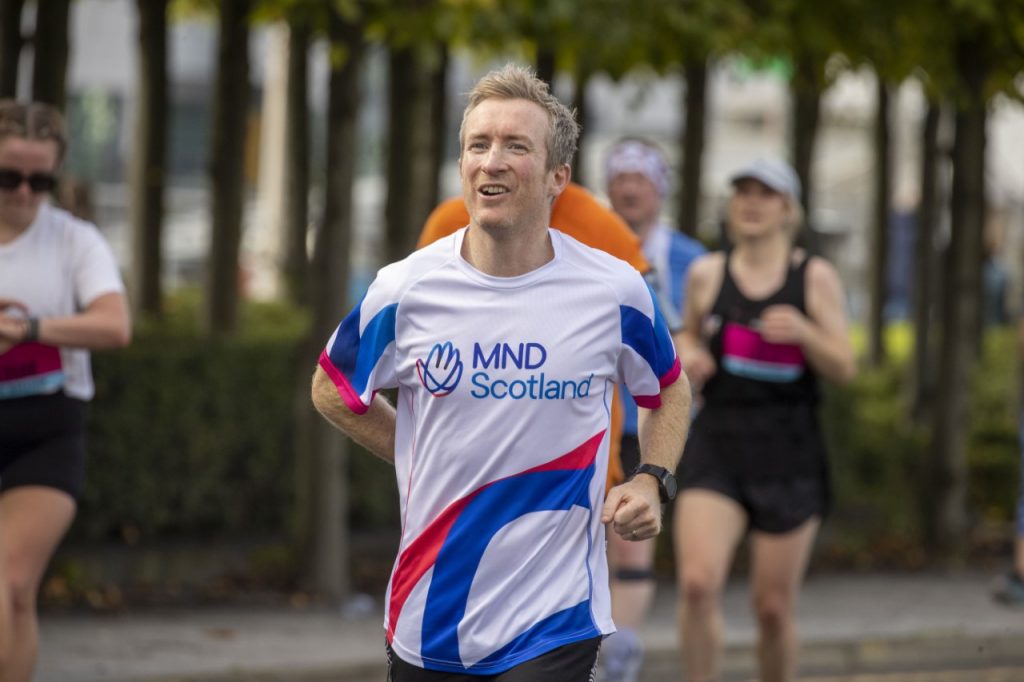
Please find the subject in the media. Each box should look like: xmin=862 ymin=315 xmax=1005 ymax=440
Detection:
xmin=673 ymin=158 xmax=855 ymax=682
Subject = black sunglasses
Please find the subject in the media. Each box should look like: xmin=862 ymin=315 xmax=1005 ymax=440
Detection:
xmin=0 ymin=168 xmax=58 ymax=193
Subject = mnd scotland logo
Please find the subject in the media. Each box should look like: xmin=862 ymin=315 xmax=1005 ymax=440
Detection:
xmin=416 ymin=342 xmax=464 ymax=397
xmin=418 ymin=339 xmax=594 ymax=401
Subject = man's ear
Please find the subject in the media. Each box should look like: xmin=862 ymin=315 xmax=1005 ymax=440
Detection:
xmin=549 ymin=163 xmax=571 ymax=198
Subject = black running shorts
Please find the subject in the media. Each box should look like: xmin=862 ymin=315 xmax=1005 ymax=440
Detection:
xmin=679 ymin=466 xmax=827 ymax=534
xmin=0 ymin=392 xmax=87 ymax=499
xmin=386 ymin=636 xmax=601 ymax=681
xmin=678 ymin=408 xmax=829 ymax=534
xmin=618 ymin=434 xmax=641 ymax=480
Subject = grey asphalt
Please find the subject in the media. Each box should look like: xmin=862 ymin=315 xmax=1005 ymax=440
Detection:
xmin=37 ymin=571 xmax=1024 ymax=682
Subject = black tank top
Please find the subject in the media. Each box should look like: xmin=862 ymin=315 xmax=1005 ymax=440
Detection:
xmin=701 ymin=250 xmax=820 ymax=408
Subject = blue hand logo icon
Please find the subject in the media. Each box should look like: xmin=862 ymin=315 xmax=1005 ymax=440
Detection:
xmin=416 ymin=342 xmax=463 ymax=397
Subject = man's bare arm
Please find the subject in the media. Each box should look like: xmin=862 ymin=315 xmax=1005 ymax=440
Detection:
xmin=637 ymin=374 xmax=691 ymax=474
xmin=311 ymin=365 xmax=397 ymax=464
xmin=601 ymin=375 xmax=691 ymax=540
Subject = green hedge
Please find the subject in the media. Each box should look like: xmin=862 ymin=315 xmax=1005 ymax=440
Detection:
xmin=74 ymin=311 xmax=1021 ymax=569
xmin=819 ymin=326 xmax=1019 ymax=567
xmin=73 ymin=298 xmax=310 ymax=543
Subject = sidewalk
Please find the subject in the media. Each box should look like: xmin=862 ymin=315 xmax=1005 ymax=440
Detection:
xmin=38 ymin=571 xmax=1024 ymax=682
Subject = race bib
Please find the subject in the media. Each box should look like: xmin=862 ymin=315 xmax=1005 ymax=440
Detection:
xmin=0 ymin=342 xmax=65 ymax=399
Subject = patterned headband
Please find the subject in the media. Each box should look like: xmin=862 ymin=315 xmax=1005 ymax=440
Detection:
xmin=605 ymin=141 xmax=669 ymax=197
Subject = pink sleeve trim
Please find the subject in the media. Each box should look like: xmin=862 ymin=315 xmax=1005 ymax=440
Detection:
xmin=318 ymin=351 xmax=371 ymax=415
xmin=633 ymin=393 xmax=662 ymax=409
xmin=633 ymin=357 xmax=682 ymax=410
xmin=660 ymin=357 xmax=682 ymax=388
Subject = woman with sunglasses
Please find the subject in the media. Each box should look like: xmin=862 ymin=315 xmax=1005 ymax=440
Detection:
xmin=673 ymin=159 xmax=855 ymax=682
xmin=0 ymin=100 xmax=130 ymax=680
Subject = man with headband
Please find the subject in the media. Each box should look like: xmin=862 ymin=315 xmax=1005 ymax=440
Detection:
xmin=599 ymin=138 xmax=704 ymax=682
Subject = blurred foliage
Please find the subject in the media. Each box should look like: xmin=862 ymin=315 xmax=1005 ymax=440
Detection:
xmin=72 ymin=293 xmax=310 ymax=544
xmin=819 ymin=324 xmax=1019 ymax=569
xmin=73 ymin=291 xmax=404 ymax=548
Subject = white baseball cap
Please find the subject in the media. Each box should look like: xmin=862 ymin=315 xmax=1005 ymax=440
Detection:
xmin=729 ymin=157 xmax=801 ymax=201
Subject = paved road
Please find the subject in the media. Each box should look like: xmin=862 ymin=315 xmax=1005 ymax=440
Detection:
xmin=38 ymin=571 xmax=1024 ymax=682
xmin=115 ymin=661 xmax=1024 ymax=681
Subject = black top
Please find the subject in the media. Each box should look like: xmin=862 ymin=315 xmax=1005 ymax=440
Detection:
xmin=701 ymin=250 xmax=820 ymax=408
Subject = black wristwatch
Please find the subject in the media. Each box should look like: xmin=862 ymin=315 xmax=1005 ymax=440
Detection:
xmin=631 ymin=463 xmax=677 ymax=504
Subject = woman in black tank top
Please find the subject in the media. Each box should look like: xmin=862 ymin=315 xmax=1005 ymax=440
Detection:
xmin=671 ymin=159 xmax=855 ymax=682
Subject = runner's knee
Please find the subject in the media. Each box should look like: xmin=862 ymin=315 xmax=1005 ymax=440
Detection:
xmin=753 ymin=591 xmax=794 ymax=635
xmin=680 ymin=568 xmax=721 ymax=610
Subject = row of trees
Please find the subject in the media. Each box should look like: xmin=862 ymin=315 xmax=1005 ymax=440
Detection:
xmin=2 ymin=0 xmax=1023 ymax=597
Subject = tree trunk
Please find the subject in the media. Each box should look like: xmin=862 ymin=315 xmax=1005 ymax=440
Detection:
xmin=926 ymin=41 xmax=987 ymax=564
xmin=426 ymin=44 xmax=448 ymax=211
xmin=678 ymin=57 xmax=707 ymax=238
xmin=790 ymin=57 xmax=821 ymax=254
xmin=31 ymin=0 xmax=71 ymax=110
xmin=299 ymin=5 xmax=365 ymax=601
xmin=570 ymin=67 xmax=587 ymax=186
xmin=385 ymin=47 xmax=434 ymax=264
xmin=129 ymin=0 xmax=168 ymax=319
xmin=535 ymin=47 xmax=555 ymax=89
xmin=204 ymin=0 xmax=251 ymax=336
xmin=867 ymin=77 xmax=891 ymax=368
xmin=0 ymin=0 xmax=24 ymax=98
xmin=909 ymin=101 xmax=942 ymax=424
xmin=281 ymin=15 xmax=311 ymax=305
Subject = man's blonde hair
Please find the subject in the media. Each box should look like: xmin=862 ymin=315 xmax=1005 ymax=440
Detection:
xmin=0 ymin=100 xmax=68 ymax=161
xmin=459 ymin=63 xmax=579 ymax=171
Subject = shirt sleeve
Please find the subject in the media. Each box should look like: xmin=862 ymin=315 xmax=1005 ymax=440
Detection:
xmin=71 ymin=222 xmax=126 ymax=309
xmin=318 ymin=277 xmax=401 ymax=415
xmin=617 ymin=275 xmax=681 ymax=410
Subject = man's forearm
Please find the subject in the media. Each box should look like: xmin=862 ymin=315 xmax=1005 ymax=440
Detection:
xmin=311 ymin=366 xmax=397 ymax=463
xmin=637 ymin=375 xmax=691 ymax=473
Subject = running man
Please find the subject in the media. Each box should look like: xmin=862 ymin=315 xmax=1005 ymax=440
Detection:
xmin=311 ymin=64 xmax=690 ymax=680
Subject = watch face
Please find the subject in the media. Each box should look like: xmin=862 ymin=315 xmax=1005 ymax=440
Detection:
xmin=663 ymin=473 xmax=678 ymax=501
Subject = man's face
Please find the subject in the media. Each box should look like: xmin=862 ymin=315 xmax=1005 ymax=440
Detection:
xmin=0 ymin=137 xmax=59 ymax=233
xmin=459 ymin=98 xmax=568 ymax=235
xmin=607 ymin=171 xmax=662 ymax=235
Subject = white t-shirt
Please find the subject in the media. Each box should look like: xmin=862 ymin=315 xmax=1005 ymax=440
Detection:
xmin=0 ymin=202 xmax=125 ymax=401
xmin=320 ymin=228 xmax=680 ymax=675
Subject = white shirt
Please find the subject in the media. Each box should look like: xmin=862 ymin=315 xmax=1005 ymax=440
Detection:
xmin=0 ymin=203 xmax=125 ymax=400
xmin=320 ymin=228 xmax=680 ymax=674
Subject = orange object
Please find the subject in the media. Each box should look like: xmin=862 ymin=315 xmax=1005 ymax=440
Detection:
xmin=419 ymin=183 xmax=649 ymax=274
xmin=418 ymin=182 xmax=648 ymax=491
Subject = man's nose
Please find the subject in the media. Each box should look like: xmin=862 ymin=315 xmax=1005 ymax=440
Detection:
xmin=481 ymin=146 xmax=506 ymax=172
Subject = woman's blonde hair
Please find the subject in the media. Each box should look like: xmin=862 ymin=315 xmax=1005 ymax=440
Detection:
xmin=0 ymin=100 xmax=68 ymax=161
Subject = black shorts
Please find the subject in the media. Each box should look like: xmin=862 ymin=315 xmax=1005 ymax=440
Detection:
xmin=386 ymin=636 xmax=601 ymax=681
xmin=0 ymin=392 xmax=87 ymax=499
xmin=619 ymin=434 xmax=641 ymax=479
xmin=679 ymin=467 xmax=827 ymax=533
xmin=678 ymin=406 xmax=829 ymax=534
